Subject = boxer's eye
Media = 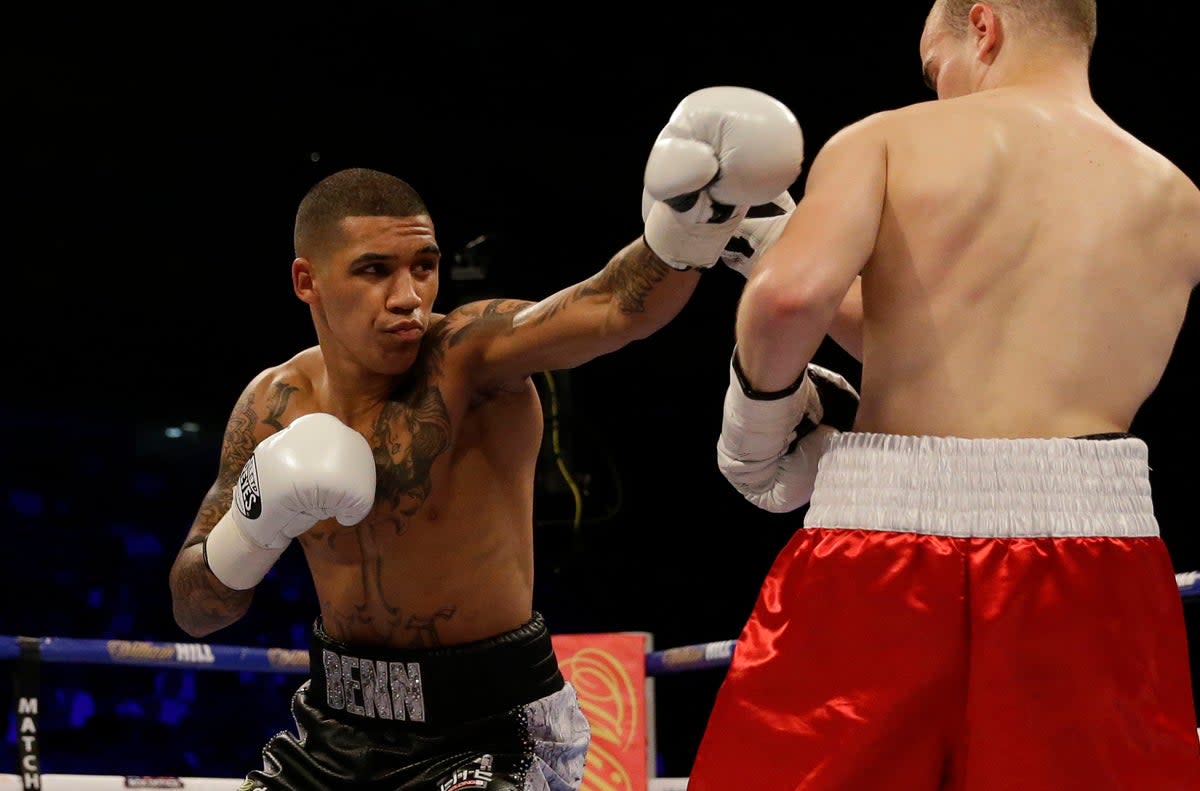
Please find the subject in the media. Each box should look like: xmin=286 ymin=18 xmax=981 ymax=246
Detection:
xmin=351 ymin=253 xmax=393 ymax=276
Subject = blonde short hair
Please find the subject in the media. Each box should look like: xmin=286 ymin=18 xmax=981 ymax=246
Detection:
xmin=933 ymin=0 xmax=1097 ymax=54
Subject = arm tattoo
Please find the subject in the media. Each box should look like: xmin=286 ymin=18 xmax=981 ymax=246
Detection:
xmin=223 ymin=390 xmax=261 ymax=482
xmin=516 ymin=243 xmax=673 ymax=329
xmin=585 ymin=242 xmax=672 ymax=315
xmin=184 ymin=390 xmax=260 ymax=550
xmin=444 ymin=300 xmax=528 ymax=347
xmin=171 ymin=389 xmax=261 ymax=634
xmin=171 ymin=548 xmax=252 ymax=633
xmin=263 ymin=382 xmax=298 ymax=431
xmin=513 ymin=292 xmax=571 ymax=329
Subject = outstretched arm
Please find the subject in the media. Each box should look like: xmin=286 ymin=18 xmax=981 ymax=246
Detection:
xmin=462 ymin=86 xmax=806 ymax=391
xmin=448 ymin=240 xmax=701 ymax=390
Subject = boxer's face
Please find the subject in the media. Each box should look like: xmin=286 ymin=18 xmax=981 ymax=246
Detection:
xmin=295 ymin=214 xmax=441 ymax=375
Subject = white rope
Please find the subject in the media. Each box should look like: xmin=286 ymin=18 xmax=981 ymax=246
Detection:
xmin=0 ymin=775 xmax=242 ymax=790
xmin=0 ymin=775 xmax=695 ymax=790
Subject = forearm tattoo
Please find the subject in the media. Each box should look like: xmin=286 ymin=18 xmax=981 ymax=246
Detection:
xmin=171 ymin=539 xmax=253 ymax=635
xmin=584 ymin=241 xmax=672 ymax=315
xmin=512 ymin=242 xmax=673 ymax=329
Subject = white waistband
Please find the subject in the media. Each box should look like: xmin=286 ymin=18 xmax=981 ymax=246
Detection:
xmin=802 ymin=433 xmax=1159 ymax=538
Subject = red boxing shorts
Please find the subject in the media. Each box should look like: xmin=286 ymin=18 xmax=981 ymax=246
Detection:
xmin=689 ymin=433 xmax=1199 ymax=791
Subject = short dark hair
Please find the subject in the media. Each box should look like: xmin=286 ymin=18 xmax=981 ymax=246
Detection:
xmin=935 ymin=0 xmax=1097 ymax=55
xmin=294 ymin=167 xmax=429 ymax=260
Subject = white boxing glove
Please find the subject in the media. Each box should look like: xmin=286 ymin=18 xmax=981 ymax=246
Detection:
xmin=716 ymin=351 xmax=859 ymax=513
xmin=204 ymin=412 xmax=377 ymax=590
xmin=642 ymin=86 xmax=804 ymax=270
xmin=719 ymin=190 xmax=795 ymax=278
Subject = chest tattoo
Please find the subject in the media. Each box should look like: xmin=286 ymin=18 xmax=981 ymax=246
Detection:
xmin=372 ymin=387 xmax=452 ymax=517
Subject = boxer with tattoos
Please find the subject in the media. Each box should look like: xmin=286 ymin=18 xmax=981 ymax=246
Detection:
xmin=168 ymin=85 xmax=806 ymax=791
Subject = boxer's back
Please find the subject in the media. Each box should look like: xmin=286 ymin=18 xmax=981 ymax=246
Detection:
xmin=857 ymin=86 xmax=1200 ymax=438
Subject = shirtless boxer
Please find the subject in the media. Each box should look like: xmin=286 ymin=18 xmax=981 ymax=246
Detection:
xmin=166 ymin=86 xmax=805 ymax=791
xmin=694 ymin=2 xmax=1200 ymax=789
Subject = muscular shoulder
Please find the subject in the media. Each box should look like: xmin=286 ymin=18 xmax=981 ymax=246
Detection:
xmin=425 ymin=299 xmax=535 ymax=358
xmin=232 ymin=347 xmax=322 ymax=439
xmin=422 ymin=300 xmax=540 ymax=395
xmin=811 ymin=106 xmax=926 ymax=172
xmin=856 ymin=96 xmax=1001 ymax=145
xmin=1152 ymin=147 xmax=1200 ymax=210
xmin=803 ymin=110 xmax=894 ymax=185
xmin=819 ymin=109 xmax=895 ymax=150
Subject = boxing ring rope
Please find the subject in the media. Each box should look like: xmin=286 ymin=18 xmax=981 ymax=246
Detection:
xmin=0 ymin=636 xmax=741 ymax=678
xmin=4 ymin=571 xmax=1198 ymax=790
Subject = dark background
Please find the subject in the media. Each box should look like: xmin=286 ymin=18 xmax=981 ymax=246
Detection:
xmin=4 ymin=2 xmax=1198 ymax=781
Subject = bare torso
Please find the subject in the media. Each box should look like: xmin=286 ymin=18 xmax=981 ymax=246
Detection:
xmin=857 ymin=87 xmax=1200 ymax=438
xmin=253 ymin=332 xmax=543 ymax=649
xmin=170 ymin=231 xmax=697 ymax=647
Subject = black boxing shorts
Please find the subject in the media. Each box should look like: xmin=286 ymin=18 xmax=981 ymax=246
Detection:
xmin=238 ymin=612 xmax=590 ymax=791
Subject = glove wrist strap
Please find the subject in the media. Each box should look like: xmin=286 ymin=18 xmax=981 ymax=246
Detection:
xmin=643 ymin=200 xmax=741 ymax=270
xmin=732 ymin=349 xmax=809 ymax=401
xmin=204 ymin=510 xmax=287 ymax=591
xmin=640 ymin=235 xmax=703 ymax=271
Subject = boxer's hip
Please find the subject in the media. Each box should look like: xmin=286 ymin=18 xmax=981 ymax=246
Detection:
xmin=306 ymin=611 xmax=566 ymax=728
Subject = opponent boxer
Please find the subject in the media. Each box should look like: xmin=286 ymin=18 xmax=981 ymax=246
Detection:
xmin=167 ymin=86 xmax=805 ymax=791
xmin=692 ymin=2 xmax=1200 ymax=789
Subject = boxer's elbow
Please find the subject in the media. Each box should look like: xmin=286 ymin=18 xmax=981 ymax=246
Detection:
xmin=169 ymin=553 xmax=252 ymax=638
xmin=172 ymin=596 xmax=250 ymax=639
xmin=173 ymin=611 xmax=217 ymax=639
xmin=617 ymin=311 xmax=667 ymax=344
xmin=745 ymin=272 xmax=832 ymax=331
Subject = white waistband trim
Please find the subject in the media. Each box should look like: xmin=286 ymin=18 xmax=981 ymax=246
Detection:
xmin=802 ymin=433 xmax=1159 ymax=538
